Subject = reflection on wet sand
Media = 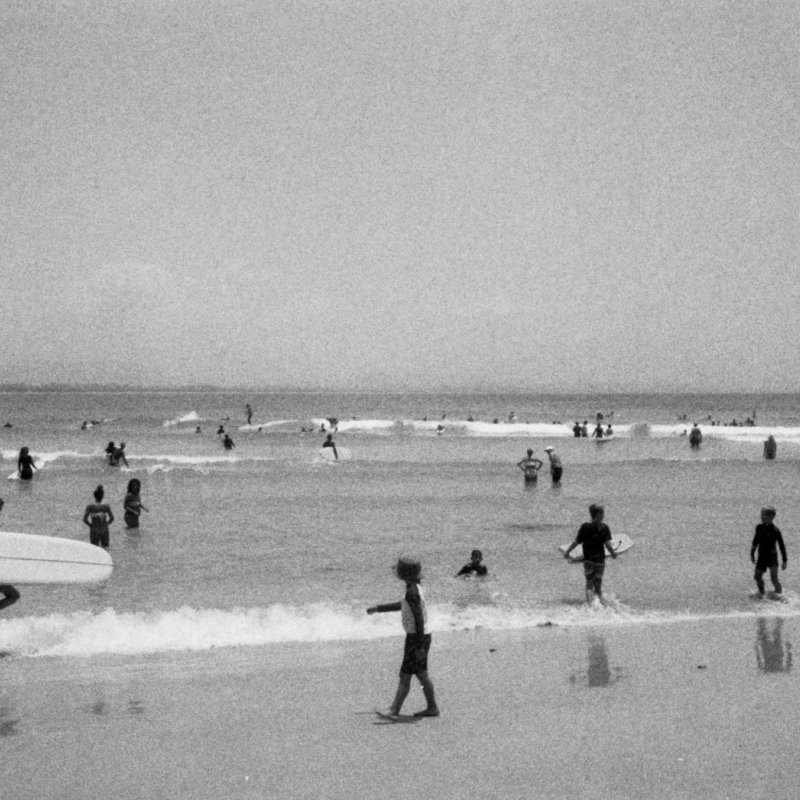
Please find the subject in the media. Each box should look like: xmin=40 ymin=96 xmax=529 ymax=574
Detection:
xmin=0 ymin=704 xmax=20 ymax=737
xmin=755 ymin=617 xmax=792 ymax=674
xmin=570 ymin=632 xmax=623 ymax=688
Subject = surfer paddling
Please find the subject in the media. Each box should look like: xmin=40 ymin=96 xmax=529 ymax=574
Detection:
xmin=367 ymin=557 xmax=440 ymax=720
xmin=563 ymin=504 xmax=617 ymax=604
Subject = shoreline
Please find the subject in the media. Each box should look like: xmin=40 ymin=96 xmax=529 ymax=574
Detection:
xmin=4 ymin=614 xmax=798 ymax=799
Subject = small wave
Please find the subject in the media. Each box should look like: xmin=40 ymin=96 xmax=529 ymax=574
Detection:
xmin=3 ymin=599 xmax=800 ymax=658
xmin=163 ymin=411 xmax=203 ymax=427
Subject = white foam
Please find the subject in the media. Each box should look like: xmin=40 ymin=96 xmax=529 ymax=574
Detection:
xmin=3 ymin=599 xmax=800 ymax=659
xmin=163 ymin=411 xmax=202 ymax=427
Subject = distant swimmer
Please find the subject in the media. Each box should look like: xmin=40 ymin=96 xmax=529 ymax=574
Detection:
xmin=217 ymin=425 xmax=225 ymax=435
xmin=591 ymin=423 xmax=604 ymax=439
xmin=123 ymin=478 xmax=148 ymax=529
xmin=544 ymin=447 xmax=562 ymax=484
xmin=605 ymin=424 xmax=614 ymax=437
xmin=108 ymin=443 xmax=129 ymax=467
xmin=223 ymin=433 xmax=235 ymax=450
xmin=245 ymin=404 xmax=253 ymax=425
xmin=764 ymin=435 xmax=777 ymax=461
xmin=322 ymin=433 xmax=338 ymax=460
xmin=572 ymin=422 xmax=582 ymax=438
xmin=0 ymin=499 xmax=19 ymax=611
xmin=17 ymin=447 xmax=38 ymax=481
xmin=562 ymin=503 xmax=617 ymax=605
xmin=456 ymin=549 xmax=488 ymax=577
xmin=195 ymin=425 xmax=202 ymax=434
xmin=105 ymin=441 xmax=116 ymax=457
xmin=83 ymin=485 xmax=114 ymax=549
xmin=751 ymin=506 xmax=787 ymax=598
xmin=581 ymin=421 xmax=589 ymax=437
xmin=517 ymin=449 xmax=543 ymax=484
xmin=436 ymin=424 xmax=446 ymax=436
xmin=689 ymin=424 xmax=703 ymax=449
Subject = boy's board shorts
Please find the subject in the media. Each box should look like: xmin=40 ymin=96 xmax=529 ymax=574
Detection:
xmin=583 ymin=559 xmax=606 ymax=582
xmin=755 ymin=554 xmax=779 ymax=572
xmin=551 ymin=467 xmax=563 ymax=482
xmin=400 ymin=633 xmax=432 ymax=675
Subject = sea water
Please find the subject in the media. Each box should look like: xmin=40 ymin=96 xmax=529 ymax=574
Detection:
xmin=1 ymin=390 xmax=799 ymax=659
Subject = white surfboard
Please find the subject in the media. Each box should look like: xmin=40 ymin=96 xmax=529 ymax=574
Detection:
xmin=559 ymin=533 xmax=634 ymax=562
xmin=0 ymin=531 xmax=113 ymax=584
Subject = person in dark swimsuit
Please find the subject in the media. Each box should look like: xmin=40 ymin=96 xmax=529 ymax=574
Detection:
xmin=123 ymin=479 xmax=148 ymax=529
xmin=83 ymin=485 xmax=114 ymax=548
xmin=17 ymin=447 xmax=37 ymax=480
xmin=563 ymin=504 xmax=618 ymax=604
xmin=457 ymin=549 xmax=488 ymax=577
xmin=751 ymin=506 xmax=787 ymax=597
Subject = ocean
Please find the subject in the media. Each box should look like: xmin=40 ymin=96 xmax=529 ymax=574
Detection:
xmin=1 ymin=389 xmax=798 ymax=657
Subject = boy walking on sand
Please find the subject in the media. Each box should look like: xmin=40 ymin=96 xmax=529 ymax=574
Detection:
xmin=367 ymin=557 xmax=439 ymax=719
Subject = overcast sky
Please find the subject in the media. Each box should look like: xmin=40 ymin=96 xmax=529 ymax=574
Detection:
xmin=2 ymin=0 xmax=797 ymax=392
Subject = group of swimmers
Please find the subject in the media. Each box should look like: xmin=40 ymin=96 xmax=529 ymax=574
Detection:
xmin=517 ymin=447 xmax=562 ymax=484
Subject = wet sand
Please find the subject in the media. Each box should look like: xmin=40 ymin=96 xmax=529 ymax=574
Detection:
xmin=3 ymin=614 xmax=798 ymax=800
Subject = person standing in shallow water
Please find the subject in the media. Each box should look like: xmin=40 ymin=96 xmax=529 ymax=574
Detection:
xmin=563 ymin=504 xmax=617 ymax=604
xmin=751 ymin=506 xmax=787 ymax=597
xmin=83 ymin=485 xmax=114 ymax=549
xmin=123 ymin=479 xmax=148 ymax=529
xmin=763 ymin=435 xmax=777 ymax=460
xmin=517 ymin=449 xmax=543 ymax=484
xmin=544 ymin=447 xmax=562 ymax=484
xmin=17 ymin=447 xmax=37 ymax=480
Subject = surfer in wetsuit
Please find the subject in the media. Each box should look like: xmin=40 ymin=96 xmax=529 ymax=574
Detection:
xmin=456 ymin=549 xmax=488 ymax=577
xmin=16 ymin=447 xmax=37 ymax=480
xmin=517 ymin=449 xmax=543 ymax=483
xmin=751 ymin=506 xmax=787 ymax=597
xmin=322 ymin=433 xmax=338 ymax=460
xmin=563 ymin=504 xmax=617 ymax=604
xmin=0 ymin=498 xmax=19 ymax=610
xmin=83 ymin=485 xmax=114 ymax=549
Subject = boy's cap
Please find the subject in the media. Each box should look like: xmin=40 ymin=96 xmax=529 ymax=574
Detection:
xmin=544 ymin=446 xmax=554 ymax=452
xmin=396 ymin=557 xmax=421 ymax=581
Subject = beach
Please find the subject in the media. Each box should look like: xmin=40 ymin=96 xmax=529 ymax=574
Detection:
xmin=2 ymin=390 xmax=800 ymax=798
xmin=3 ymin=615 xmax=797 ymax=800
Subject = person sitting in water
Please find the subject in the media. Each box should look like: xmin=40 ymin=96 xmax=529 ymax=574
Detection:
xmin=322 ymin=433 xmax=338 ymax=460
xmin=517 ymin=449 xmax=543 ymax=483
xmin=456 ymin=549 xmax=488 ymax=577
xmin=108 ymin=443 xmax=129 ymax=467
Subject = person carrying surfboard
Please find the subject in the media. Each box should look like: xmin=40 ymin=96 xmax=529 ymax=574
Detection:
xmin=367 ymin=557 xmax=439 ymax=720
xmin=0 ymin=498 xmax=20 ymax=611
xmin=563 ymin=504 xmax=617 ymax=604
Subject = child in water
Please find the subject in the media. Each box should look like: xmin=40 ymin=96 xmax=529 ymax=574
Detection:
xmin=83 ymin=485 xmax=114 ymax=548
xmin=751 ymin=506 xmax=787 ymax=597
xmin=367 ymin=557 xmax=439 ymax=719
xmin=456 ymin=549 xmax=488 ymax=576
xmin=123 ymin=479 xmax=148 ymax=529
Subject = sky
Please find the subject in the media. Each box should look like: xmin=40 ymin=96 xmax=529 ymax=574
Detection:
xmin=1 ymin=0 xmax=798 ymax=392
